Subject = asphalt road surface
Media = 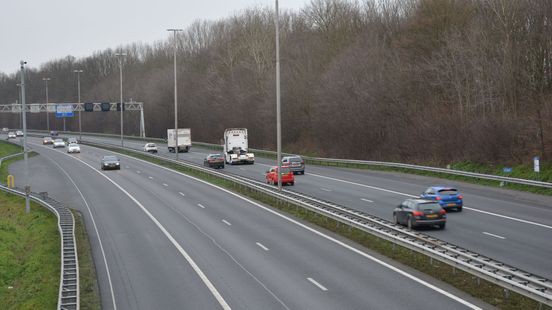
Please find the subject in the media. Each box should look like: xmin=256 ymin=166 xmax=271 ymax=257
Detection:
xmin=6 ymin=136 xmax=488 ymax=309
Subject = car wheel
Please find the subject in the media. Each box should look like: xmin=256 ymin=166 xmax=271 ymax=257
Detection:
xmin=457 ymin=207 xmax=463 ymax=212
xmin=439 ymin=223 xmax=446 ymax=230
xmin=407 ymin=215 xmax=414 ymax=230
xmin=393 ymin=213 xmax=399 ymax=225
xmin=290 ymin=182 xmax=294 ymax=186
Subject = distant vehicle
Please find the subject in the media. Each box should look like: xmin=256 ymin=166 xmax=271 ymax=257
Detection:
xmin=66 ymin=143 xmax=80 ymax=153
xmin=2 ymin=127 xmax=8 ymax=133
xmin=15 ymin=130 xmax=24 ymax=137
xmin=393 ymin=199 xmax=447 ymax=230
xmin=265 ymin=166 xmax=294 ymax=186
xmin=67 ymin=137 xmax=78 ymax=144
xmin=53 ymin=139 xmax=66 ymax=148
xmin=203 ymin=154 xmax=225 ymax=169
xmin=7 ymin=132 xmax=16 ymax=139
xmin=101 ymin=155 xmax=120 ymax=170
xmin=143 ymin=143 xmax=158 ymax=153
xmin=50 ymin=130 xmax=59 ymax=136
xmin=167 ymin=128 xmax=191 ymax=153
xmin=43 ymin=136 xmax=54 ymax=145
xmin=223 ymin=128 xmax=254 ymax=165
xmin=420 ymin=186 xmax=463 ymax=212
xmin=282 ymin=156 xmax=305 ymax=174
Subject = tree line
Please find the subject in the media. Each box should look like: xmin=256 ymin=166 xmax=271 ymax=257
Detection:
xmin=1 ymin=0 xmax=551 ymax=165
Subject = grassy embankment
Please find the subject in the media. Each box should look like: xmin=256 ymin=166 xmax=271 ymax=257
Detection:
xmin=0 ymin=140 xmax=59 ymax=309
xmin=94 ymin=143 xmax=551 ymax=310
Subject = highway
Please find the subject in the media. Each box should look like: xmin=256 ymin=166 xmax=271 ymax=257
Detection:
xmin=71 ymin=133 xmax=552 ymax=280
xmin=6 ymin=135 xmax=488 ymax=309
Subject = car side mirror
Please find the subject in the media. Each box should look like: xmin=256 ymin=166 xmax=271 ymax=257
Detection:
xmin=266 ymin=170 xmax=270 ymax=173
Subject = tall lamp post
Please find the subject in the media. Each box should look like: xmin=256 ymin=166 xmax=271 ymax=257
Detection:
xmin=167 ymin=28 xmax=183 ymax=159
xmin=16 ymin=84 xmax=22 ymax=129
xmin=42 ymin=77 xmax=50 ymax=132
xmin=274 ymin=0 xmax=282 ymax=191
xmin=20 ymin=61 xmax=30 ymax=213
xmin=73 ymin=70 xmax=83 ymax=141
xmin=115 ymin=51 xmax=126 ymax=147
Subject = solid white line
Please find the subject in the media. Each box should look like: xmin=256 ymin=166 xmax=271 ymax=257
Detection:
xmin=33 ymin=143 xmax=231 ymax=310
xmin=98 ymin=149 xmax=482 ymax=309
xmin=308 ymin=172 xmax=552 ymax=230
xmin=483 ymin=232 xmax=506 ymax=240
xmin=148 ymin=176 xmax=153 ymax=179
xmin=42 ymin=154 xmax=118 ymax=310
xmin=222 ymin=219 xmax=232 ymax=226
xmin=198 ymin=203 xmax=205 ymax=209
xmin=125 ymin=166 xmax=129 ymax=169
xmin=163 ymin=183 xmax=168 ymax=187
xmin=307 ymin=278 xmax=328 ymax=291
xmin=239 ymin=168 xmax=246 ymax=171
xmin=136 ymin=170 xmax=141 ymax=174
xmin=179 ymin=192 xmax=186 ymax=197
xmin=256 ymin=242 xmax=269 ymax=251
xmin=320 ymin=188 xmax=332 ymax=192
xmin=361 ymin=198 xmax=373 ymax=203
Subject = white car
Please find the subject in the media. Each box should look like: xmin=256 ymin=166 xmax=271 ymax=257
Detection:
xmin=2 ymin=127 xmax=8 ymax=133
xmin=7 ymin=131 xmax=16 ymax=139
xmin=143 ymin=143 xmax=158 ymax=153
xmin=15 ymin=130 xmax=24 ymax=137
xmin=53 ymin=139 xmax=66 ymax=148
xmin=67 ymin=143 xmax=80 ymax=153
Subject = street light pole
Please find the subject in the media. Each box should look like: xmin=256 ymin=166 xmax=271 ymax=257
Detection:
xmin=115 ymin=52 xmax=126 ymax=147
xmin=16 ymin=84 xmax=22 ymax=129
xmin=20 ymin=61 xmax=30 ymax=213
xmin=42 ymin=77 xmax=50 ymax=132
xmin=167 ymin=28 xmax=183 ymax=159
xmin=275 ymin=0 xmax=282 ymax=191
xmin=73 ymin=70 xmax=83 ymax=141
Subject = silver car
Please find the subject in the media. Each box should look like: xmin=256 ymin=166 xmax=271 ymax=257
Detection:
xmin=67 ymin=143 xmax=81 ymax=153
xmin=282 ymin=156 xmax=305 ymax=174
xmin=53 ymin=139 xmax=66 ymax=148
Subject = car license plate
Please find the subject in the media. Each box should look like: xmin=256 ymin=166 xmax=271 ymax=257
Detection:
xmin=447 ymin=203 xmax=455 ymax=207
xmin=426 ymin=214 xmax=438 ymax=219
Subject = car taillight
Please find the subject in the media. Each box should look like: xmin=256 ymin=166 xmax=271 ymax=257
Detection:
xmin=412 ymin=211 xmax=424 ymax=217
xmin=435 ymin=196 xmax=442 ymax=201
xmin=457 ymin=195 xmax=463 ymax=199
xmin=439 ymin=209 xmax=447 ymax=215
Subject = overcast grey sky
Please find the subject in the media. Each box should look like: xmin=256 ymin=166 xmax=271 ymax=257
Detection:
xmin=0 ymin=0 xmax=310 ymax=75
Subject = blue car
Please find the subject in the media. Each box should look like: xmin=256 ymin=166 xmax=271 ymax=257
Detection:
xmin=420 ymin=186 xmax=463 ymax=212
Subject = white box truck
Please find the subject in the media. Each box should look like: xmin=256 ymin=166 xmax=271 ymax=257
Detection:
xmin=167 ymin=128 xmax=191 ymax=153
xmin=223 ymin=128 xmax=254 ymax=165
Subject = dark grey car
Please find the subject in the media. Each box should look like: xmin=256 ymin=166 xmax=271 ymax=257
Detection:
xmin=101 ymin=155 xmax=121 ymax=170
xmin=393 ymin=199 xmax=447 ymax=230
xmin=282 ymin=156 xmax=305 ymax=174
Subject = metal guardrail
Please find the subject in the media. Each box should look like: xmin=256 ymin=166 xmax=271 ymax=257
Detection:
xmin=84 ymin=139 xmax=552 ymax=307
xmin=0 ymin=153 xmax=79 ymax=310
xmin=26 ymin=129 xmax=552 ymax=189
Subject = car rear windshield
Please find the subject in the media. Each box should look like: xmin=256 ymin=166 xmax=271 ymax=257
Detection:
xmin=417 ymin=202 xmax=441 ymax=211
xmin=289 ymin=157 xmax=302 ymax=163
xmin=280 ymin=167 xmax=291 ymax=174
xmin=438 ymin=189 xmax=458 ymax=195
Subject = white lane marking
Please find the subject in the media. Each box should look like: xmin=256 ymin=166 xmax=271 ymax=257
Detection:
xmin=35 ymin=144 xmax=231 ymax=310
xmin=307 ymin=278 xmax=328 ymax=291
xmin=136 ymin=170 xmax=141 ymax=174
xmin=222 ymin=219 xmax=232 ymax=226
xmin=198 ymin=203 xmax=205 ymax=209
xmin=308 ymin=172 xmax=552 ymax=230
xmin=125 ymin=166 xmax=130 ymax=169
xmin=163 ymin=183 xmax=169 ymax=187
xmin=148 ymin=176 xmax=153 ymax=180
xmin=465 ymin=208 xmax=552 ymax=230
xmin=179 ymin=192 xmax=186 ymax=197
xmin=41 ymin=153 xmax=118 ymax=309
xmin=239 ymin=168 xmax=246 ymax=171
xmin=483 ymin=232 xmax=506 ymax=240
xmin=361 ymin=198 xmax=373 ymax=203
xmin=256 ymin=242 xmax=269 ymax=251
xmin=100 ymin=149 xmax=482 ymax=309
xmin=320 ymin=188 xmax=332 ymax=192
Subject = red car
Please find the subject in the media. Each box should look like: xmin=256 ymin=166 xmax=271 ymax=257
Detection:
xmin=265 ymin=166 xmax=294 ymax=186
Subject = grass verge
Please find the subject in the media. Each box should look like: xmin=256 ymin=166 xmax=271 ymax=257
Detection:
xmin=73 ymin=210 xmax=101 ymax=310
xmin=0 ymin=192 xmax=60 ymax=310
xmin=92 ymin=143 xmax=551 ymax=310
